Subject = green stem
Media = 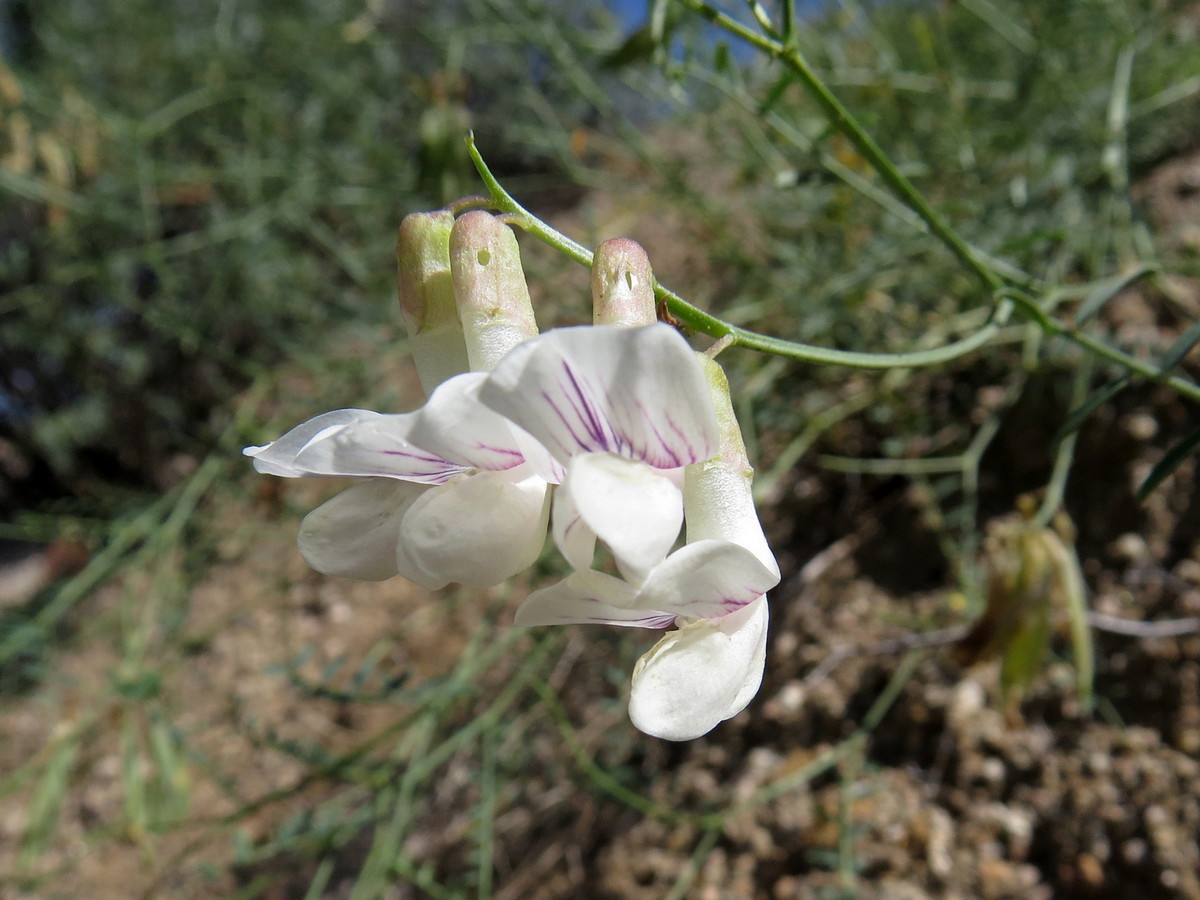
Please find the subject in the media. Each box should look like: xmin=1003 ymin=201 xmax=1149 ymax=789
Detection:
xmin=677 ymin=0 xmax=1004 ymax=294
xmin=1034 ymin=357 xmax=1093 ymax=528
xmin=466 ymin=133 xmax=1009 ymax=369
xmin=465 ymin=135 xmax=1200 ymax=403
xmin=1060 ymin=330 xmax=1200 ymax=402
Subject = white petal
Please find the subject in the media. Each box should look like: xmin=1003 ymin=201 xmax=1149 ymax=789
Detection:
xmin=514 ymin=569 xmax=675 ymax=628
xmin=564 ymin=453 xmax=681 ymax=584
xmin=550 ymin=479 xmax=596 ymax=572
xmin=479 ymin=324 xmax=720 ymax=470
xmin=297 ymin=412 xmax=467 ymax=483
xmin=405 ymin=372 xmax=532 ymax=472
xmin=637 ymin=539 xmax=778 ymax=619
xmin=398 ymin=469 xmax=550 ymax=589
xmin=243 ymin=409 xmax=376 ymax=477
xmin=297 ymin=479 xmax=426 ymax=581
xmin=513 ymin=426 xmax=567 ymax=485
xmin=628 ymin=595 xmax=770 ymax=741
xmin=684 ymin=460 xmax=780 ymax=580
xmin=723 ymin=596 xmax=770 ymax=718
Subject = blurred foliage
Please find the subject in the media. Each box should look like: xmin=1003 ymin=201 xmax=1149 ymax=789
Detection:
xmin=659 ymin=0 xmax=1200 ymax=340
xmin=618 ymin=0 xmax=1200 ymax=583
xmin=4 ymin=0 xmax=1197 ymax=517
xmin=2 ymin=0 xmax=1200 ymax=896
xmin=0 ymin=0 xmax=647 ymax=513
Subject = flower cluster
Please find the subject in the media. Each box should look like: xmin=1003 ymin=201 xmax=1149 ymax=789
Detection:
xmin=244 ymin=212 xmax=780 ymax=740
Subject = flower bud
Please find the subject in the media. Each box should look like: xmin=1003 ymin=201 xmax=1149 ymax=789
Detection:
xmin=395 ymin=210 xmax=469 ymax=393
xmin=450 ymin=211 xmax=538 ymax=371
xmin=591 ymin=238 xmax=655 ymax=327
xmin=955 ymin=515 xmax=1093 ymax=710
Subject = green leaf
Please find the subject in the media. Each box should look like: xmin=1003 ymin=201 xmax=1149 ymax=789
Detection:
xmin=1055 ymin=536 xmax=1094 ymax=713
xmin=148 ymin=716 xmax=190 ymax=825
xmin=713 ymin=41 xmax=733 ymax=75
xmin=20 ymin=737 xmax=78 ymax=864
xmin=759 ymin=70 xmax=797 ymax=116
xmin=1160 ymin=318 xmax=1200 ymax=374
xmin=1054 ymin=376 xmax=1130 ymax=443
xmin=1073 ymin=265 xmax=1156 ymax=325
xmin=602 ymin=26 xmax=660 ymax=69
xmin=1137 ymin=426 xmax=1200 ymax=500
xmin=999 ymin=598 xmax=1053 ymax=701
xmin=113 ymin=670 xmax=162 ymax=702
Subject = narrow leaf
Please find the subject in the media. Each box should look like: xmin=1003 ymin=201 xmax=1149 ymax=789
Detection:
xmin=999 ymin=603 xmax=1052 ymax=701
xmin=148 ymin=716 xmax=190 ymax=824
xmin=759 ymin=70 xmax=797 ymax=116
xmin=1159 ymin=318 xmax=1200 ymax=374
xmin=20 ymin=738 xmax=78 ymax=863
xmin=1051 ymin=534 xmax=1094 ymax=713
xmin=1055 ymin=376 xmax=1130 ymax=443
xmin=1137 ymin=426 xmax=1200 ymax=500
xmin=1074 ymin=265 xmax=1156 ymax=325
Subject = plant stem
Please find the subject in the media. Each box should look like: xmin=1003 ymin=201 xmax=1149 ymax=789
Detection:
xmin=465 ymin=135 xmax=1200 ymax=401
xmin=677 ymin=0 xmax=1004 ymax=294
xmin=467 ymin=133 xmax=1010 ymax=369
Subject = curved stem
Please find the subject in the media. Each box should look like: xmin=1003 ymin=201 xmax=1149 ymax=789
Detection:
xmin=465 ymin=135 xmax=1200 ymax=401
xmin=677 ymin=0 xmax=1004 ymax=294
xmin=1059 ymin=329 xmax=1200 ymax=402
xmin=467 ymin=133 xmax=1009 ymax=370
xmin=1034 ymin=357 xmax=1093 ymax=528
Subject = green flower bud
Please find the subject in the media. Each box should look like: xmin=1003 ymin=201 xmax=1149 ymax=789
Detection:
xmin=395 ymin=210 xmax=469 ymax=393
xmin=591 ymin=238 xmax=655 ymax=328
xmin=450 ymin=211 xmax=538 ymax=371
xmin=956 ymin=515 xmax=1093 ymax=712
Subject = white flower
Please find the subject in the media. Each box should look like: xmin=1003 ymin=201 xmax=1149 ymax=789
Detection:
xmin=245 ymin=209 xmax=557 ymax=591
xmin=627 ymin=431 xmax=779 ymax=741
xmin=515 ymin=444 xmax=779 ymax=740
xmin=479 ymin=322 xmax=721 ymax=583
xmin=244 ymin=372 xmax=551 ymax=591
xmin=480 ymin=323 xmax=780 ymax=740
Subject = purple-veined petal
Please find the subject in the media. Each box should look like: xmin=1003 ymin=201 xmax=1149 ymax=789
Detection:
xmin=479 ymin=324 xmax=720 ymax=471
xmin=244 ymin=409 xmax=376 ymax=477
xmin=628 ymin=595 xmax=770 ymax=741
xmin=514 ymin=570 xmax=676 ymax=628
xmin=636 ymin=539 xmax=778 ymax=619
xmin=563 ymin=452 xmax=681 ymax=585
xmin=397 ymin=468 xmax=550 ymax=590
xmin=291 ymin=411 xmax=467 ymax=483
xmin=550 ymin=478 xmax=596 ymax=572
xmin=512 ymin=426 xmax=566 ymax=485
xmin=297 ymin=479 xmax=427 ymax=581
xmin=405 ymin=372 xmax=533 ymax=472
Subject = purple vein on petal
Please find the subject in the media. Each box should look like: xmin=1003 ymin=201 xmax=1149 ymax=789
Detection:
xmin=629 ymin=614 xmax=678 ymax=629
xmin=633 ymin=399 xmax=685 ymax=469
xmin=562 ymin=513 xmax=583 ymax=539
xmin=664 ymin=410 xmax=702 ymax=464
xmin=559 ymin=361 xmax=619 ymax=453
xmin=539 ymin=389 xmax=591 ymax=458
xmin=375 ymin=448 xmax=467 ymax=482
xmin=673 ymin=588 xmax=761 ymax=616
xmin=474 ymin=444 xmax=525 ymax=465
xmin=580 ymin=612 xmax=677 ymax=628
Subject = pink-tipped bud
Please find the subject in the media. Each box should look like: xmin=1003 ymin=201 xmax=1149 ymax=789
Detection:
xmin=591 ymin=238 xmax=656 ymax=328
xmin=396 ymin=210 xmax=469 ymax=393
xmin=450 ymin=211 xmax=538 ymax=371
